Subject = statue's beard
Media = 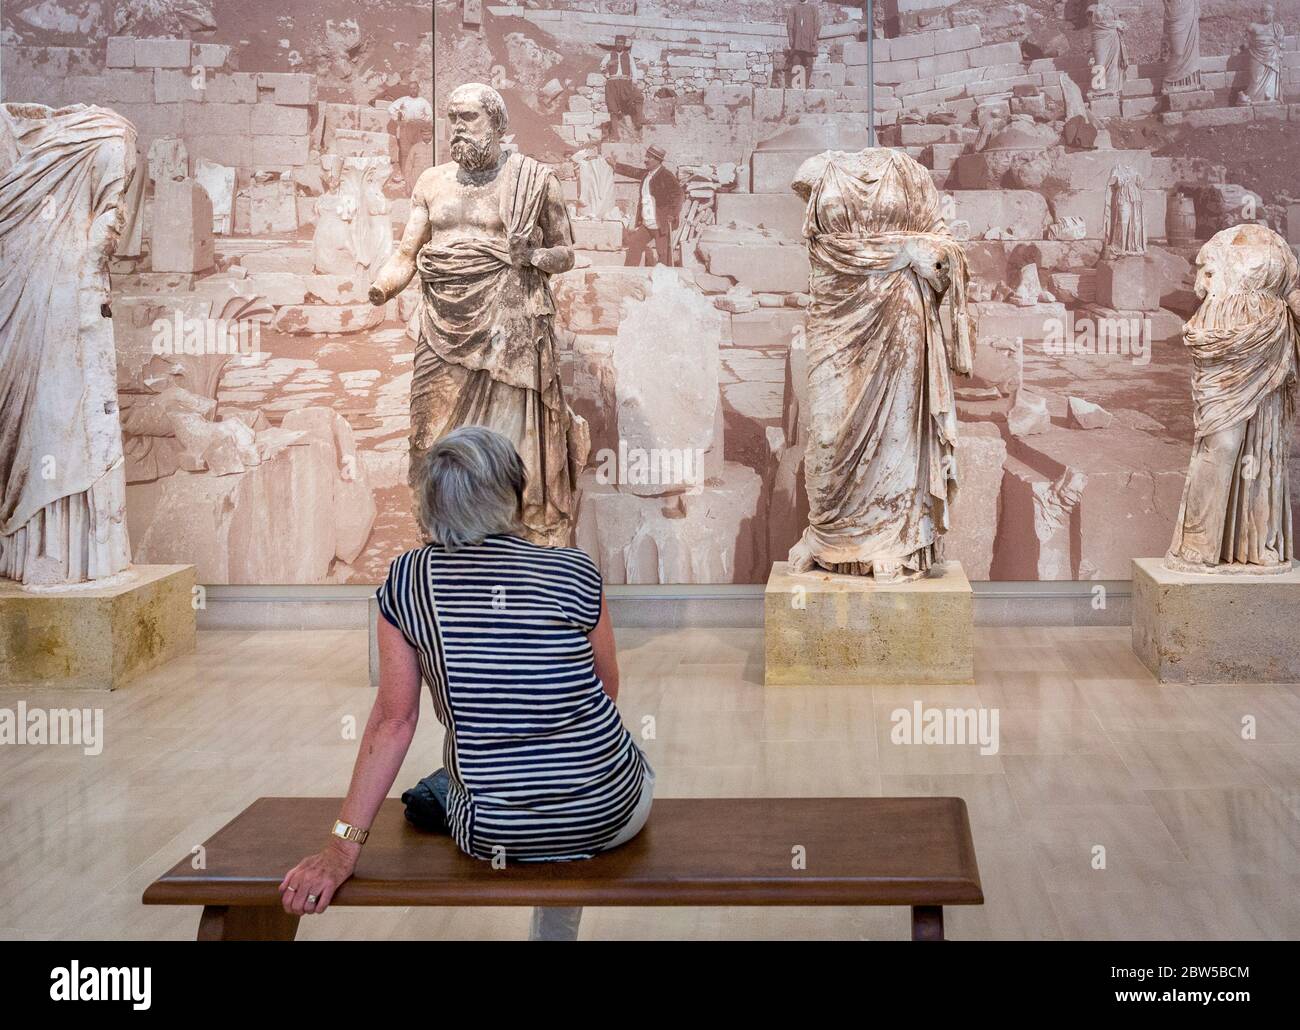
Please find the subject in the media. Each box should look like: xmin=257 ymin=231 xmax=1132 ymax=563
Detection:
xmin=451 ymin=133 xmax=499 ymax=171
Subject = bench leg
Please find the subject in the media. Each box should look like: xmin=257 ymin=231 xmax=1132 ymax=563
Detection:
xmin=197 ymin=905 xmax=300 ymax=941
xmin=910 ymin=905 xmax=944 ymax=941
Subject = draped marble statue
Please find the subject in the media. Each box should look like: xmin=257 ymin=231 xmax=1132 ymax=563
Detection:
xmin=0 ymin=104 xmax=137 ymax=585
xmin=1103 ymin=165 xmax=1146 ymax=258
xmin=369 ymin=83 xmax=588 ymax=547
xmin=1237 ymin=4 xmax=1285 ymax=106
xmin=1162 ymin=0 xmax=1203 ymax=93
xmin=1087 ymin=3 xmax=1130 ymax=97
xmin=573 ymin=146 xmax=617 ymax=220
xmin=787 ymin=148 xmax=974 ymax=582
xmin=1168 ymin=224 xmax=1300 ymax=573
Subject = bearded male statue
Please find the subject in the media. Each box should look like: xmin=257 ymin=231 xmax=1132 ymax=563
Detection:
xmin=369 ymin=82 xmax=588 ymax=547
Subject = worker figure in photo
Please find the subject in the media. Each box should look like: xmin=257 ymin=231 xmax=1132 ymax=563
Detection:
xmin=786 ymin=0 xmax=823 ymax=89
xmin=600 ymin=35 xmax=644 ymax=141
xmin=608 ymin=144 xmax=683 ymax=267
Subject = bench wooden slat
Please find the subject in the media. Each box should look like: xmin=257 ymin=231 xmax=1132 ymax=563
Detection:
xmin=143 ymin=796 xmax=983 ymax=910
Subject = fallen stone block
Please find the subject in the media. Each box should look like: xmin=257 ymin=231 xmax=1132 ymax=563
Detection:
xmin=949 ymin=189 xmax=1050 ymax=239
xmin=611 ymin=267 xmax=723 ymax=495
xmin=972 ymin=334 xmax=1022 ymax=395
xmin=1008 ymin=391 xmax=1051 ymax=437
xmin=281 ymin=407 xmax=376 ymax=563
xmin=993 ymin=457 xmax=1082 ymax=579
xmin=714 ymin=193 xmax=807 ymax=239
xmin=574 ymin=462 xmax=763 ymax=584
xmin=698 ymin=234 xmax=810 ymax=293
xmin=193 ymin=158 xmax=235 ymax=234
xmin=730 ymin=307 xmax=806 ymax=348
xmin=151 ymin=178 xmax=215 ymax=273
xmin=147 ymin=136 xmax=188 ymax=184
xmin=1095 ymin=255 xmax=1162 ymax=312
xmin=945 ymin=421 xmax=1007 ymax=580
xmin=552 ymin=267 xmax=688 ymax=333
xmin=973 ymin=301 xmax=1067 ymax=342
xmin=1067 ymin=396 xmax=1114 ymax=429
xmin=247 ymin=179 xmax=298 ymax=235
xmin=234 ymin=245 xmax=315 ymax=274
xmin=1005 ymin=424 xmax=1187 ymax=578
xmin=570 ymin=218 xmax=624 ymax=251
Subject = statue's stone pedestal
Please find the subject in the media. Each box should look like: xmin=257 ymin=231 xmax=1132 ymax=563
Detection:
xmin=1131 ymin=557 xmax=1300 ymax=683
xmin=764 ymin=560 xmax=974 ymax=685
xmin=0 ymin=565 xmax=196 ymax=690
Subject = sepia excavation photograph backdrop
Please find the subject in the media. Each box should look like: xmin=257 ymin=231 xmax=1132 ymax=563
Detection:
xmin=2 ymin=0 xmax=1298 ymax=585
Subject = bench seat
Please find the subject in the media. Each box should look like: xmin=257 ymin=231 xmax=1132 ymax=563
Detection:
xmin=143 ymin=795 xmax=983 ymax=940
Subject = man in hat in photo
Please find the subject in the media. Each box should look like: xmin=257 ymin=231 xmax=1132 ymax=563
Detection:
xmin=608 ymin=144 xmax=683 ymax=267
xmin=599 ymin=34 xmax=644 ymax=141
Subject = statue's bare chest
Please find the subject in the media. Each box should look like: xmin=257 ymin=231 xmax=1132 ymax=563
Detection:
xmin=426 ymin=172 xmax=505 ymax=237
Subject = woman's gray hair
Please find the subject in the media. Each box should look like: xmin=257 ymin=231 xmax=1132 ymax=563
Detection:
xmin=415 ymin=426 xmax=526 ymax=549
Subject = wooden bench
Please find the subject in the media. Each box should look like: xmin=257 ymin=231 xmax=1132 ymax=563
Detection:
xmin=143 ymin=795 xmax=983 ymax=941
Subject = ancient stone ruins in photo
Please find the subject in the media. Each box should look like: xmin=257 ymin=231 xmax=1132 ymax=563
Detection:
xmin=3 ymin=0 xmax=1299 ymax=585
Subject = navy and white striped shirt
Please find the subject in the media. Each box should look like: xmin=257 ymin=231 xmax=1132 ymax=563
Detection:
xmin=376 ymin=534 xmax=651 ymax=861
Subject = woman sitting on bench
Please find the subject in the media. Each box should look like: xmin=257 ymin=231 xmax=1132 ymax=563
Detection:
xmin=279 ymin=426 xmax=655 ymax=940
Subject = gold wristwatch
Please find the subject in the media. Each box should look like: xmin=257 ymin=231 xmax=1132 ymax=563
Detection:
xmin=331 ymin=819 xmax=369 ymax=845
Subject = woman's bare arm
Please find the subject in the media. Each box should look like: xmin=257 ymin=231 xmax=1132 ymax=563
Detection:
xmin=588 ymin=594 xmax=619 ymax=702
xmin=279 ymin=617 xmax=422 ymax=914
xmin=334 ymin=618 xmax=423 ymax=841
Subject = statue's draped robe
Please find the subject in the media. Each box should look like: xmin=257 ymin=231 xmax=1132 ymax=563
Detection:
xmin=1104 ymin=166 xmax=1145 ymax=256
xmin=1163 ymin=0 xmax=1202 ymax=90
xmin=1170 ymin=232 xmax=1300 ymax=568
xmin=574 ymin=149 xmax=616 ymax=220
xmin=1089 ymin=4 xmax=1129 ymax=94
xmin=1240 ymin=21 xmax=1284 ymax=103
xmin=410 ymin=152 xmax=587 ymax=547
xmin=792 ymin=149 xmax=973 ymax=578
xmin=0 ymin=104 xmax=135 ymax=584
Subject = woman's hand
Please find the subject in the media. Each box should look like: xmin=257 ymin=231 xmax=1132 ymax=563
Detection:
xmin=278 ymin=840 xmax=359 ymax=916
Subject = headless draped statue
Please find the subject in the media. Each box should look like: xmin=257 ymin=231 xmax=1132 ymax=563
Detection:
xmin=1237 ymin=4 xmax=1285 ymax=106
xmin=0 ymin=104 xmax=137 ymax=585
xmin=1162 ymin=0 xmax=1203 ymax=93
xmin=1088 ymin=3 xmax=1130 ymax=97
xmin=368 ymin=83 xmax=588 ymax=547
xmin=787 ymin=148 xmax=974 ymax=583
xmin=1168 ymin=224 xmax=1300 ymax=574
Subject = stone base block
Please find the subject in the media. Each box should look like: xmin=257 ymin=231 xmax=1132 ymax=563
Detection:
xmin=1096 ymin=255 xmax=1162 ymax=311
xmin=570 ymin=218 xmax=625 ymax=251
xmin=0 ymin=565 xmax=196 ymax=690
xmin=764 ymin=560 xmax=974 ymax=685
xmin=1131 ymin=557 xmax=1300 ymax=683
xmin=714 ymin=193 xmax=807 ymax=239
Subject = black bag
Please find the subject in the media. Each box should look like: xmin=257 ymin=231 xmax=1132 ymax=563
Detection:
xmin=400 ymin=771 xmax=451 ymax=834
